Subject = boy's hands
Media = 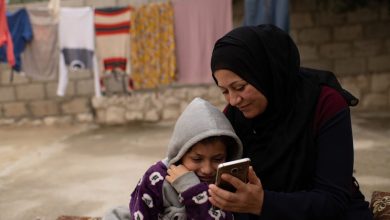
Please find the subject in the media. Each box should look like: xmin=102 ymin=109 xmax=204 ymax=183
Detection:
xmin=166 ymin=164 xmax=190 ymax=183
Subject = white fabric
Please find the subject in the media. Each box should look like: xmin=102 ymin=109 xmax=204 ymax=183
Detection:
xmin=57 ymin=7 xmax=101 ymax=97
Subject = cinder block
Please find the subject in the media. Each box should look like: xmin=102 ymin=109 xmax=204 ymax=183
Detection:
xmin=62 ymin=98 xmax=91 ymax=114
xmin=46 ymin=82 xmax=75 ymax=98
xmin=368 ymin=55 xmax=390 ymax=72
xmin=0 ymin=87 xmax=15 ymax=102
xmin=317 ymin=12 xmax=346 ymax=26
xmin=291 ymin=13 xmax=314 ymax=28
xmin=371 ymin=73 xmax=390 ymax=92
xmin=319 ymin=43 xmax=352 ymax=59
xmin=335 ymin=58 xmax=366 ymax=75
xmin=299 ymin=45 xmax=319 ymax=61
xmin=334 ymin=25 xmax=363 ymax=41
xmin=300 ymin=60 xmax=333 ymax=71
xmin=354 ymin=40 xmax=382 ymax=57
xmin=76 ymin=79 xmax=95 ymax=96
xmin=30 ymin=100 xmax=60 ymax=117
xmin=290 ymin=0 xmax=316 ymax=12
xmin=361 ymin=93 xmax=388 ymax=109
xmin=347 ymin=8 xmax=378 ymax=23
xmin=364 ymin=23 xmax=390 ymax=38
xmin=299 ymin=28 xmax=331 ymax=43
xmin=68 ymin=69 xmax=92 ymax=80
xmin=1 ymin=68 xmax=29 ymax=85
xmin=16 ymin=84 xmax=45 ymax=100
xmin=3 ymin=102 xmax=28 ymax=117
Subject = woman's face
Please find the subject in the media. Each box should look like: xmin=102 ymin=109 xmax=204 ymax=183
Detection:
xmin=214 ymin=69 xmax=268 ymax=119
xmin=181 ymin=140 xmax=227 ymax=184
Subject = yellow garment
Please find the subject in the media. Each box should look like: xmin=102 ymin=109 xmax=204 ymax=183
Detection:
xmin=130 ymin=2 xmax=176 ymax=90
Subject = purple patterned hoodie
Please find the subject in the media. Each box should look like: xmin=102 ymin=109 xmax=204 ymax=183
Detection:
xmin=130 ymin=97 xmax=243 ymax=219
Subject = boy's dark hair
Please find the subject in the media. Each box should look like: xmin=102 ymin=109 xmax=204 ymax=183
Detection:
xmin=197 ymin=135 xmax=238 ymax=161
xmin=175 ymin=135 xmax=239 ymax=165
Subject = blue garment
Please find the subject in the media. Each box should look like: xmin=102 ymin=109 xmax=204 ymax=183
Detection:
xmin=0 ymin=8 xmax=33 ymax=71
xmin=243 ymin=0 xmax=289 ymax=32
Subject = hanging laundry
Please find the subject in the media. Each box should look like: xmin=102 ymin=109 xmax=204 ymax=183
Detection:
xmin=47 ymin=0 xmax=60 ymax=21
xmin=0 ymin=8 xmax=32 ymax=71
xmin=21 ymin=8 xmax=58 ymax=80
xmin=57 ymin=7 xmax=100 ymax=97
xmin=173 ymin=0 xmax=233 ymax=84
xmin=94 ymin=6 xmax=132 ymax=94
xmin=0 ymin=0 xmax=14 ymax=67
xmin=243 ymin=0 xmax=289 ymax=32
xmin=131 ymin=2 xmax=176 ymax=90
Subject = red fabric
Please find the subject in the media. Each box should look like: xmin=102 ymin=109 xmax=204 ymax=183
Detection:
xmin=95 ymin=21 xmax=130 ymax=36
xmin=313 ymin=86 xmax=348 ymax=134
xmin=0 ymin=0 xmax=15 ymax=66
xmin=94 ymin=7 xmax=131 ymax=16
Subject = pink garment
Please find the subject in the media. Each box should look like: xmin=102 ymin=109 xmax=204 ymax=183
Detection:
xmin=173 ymin=0 xmax=232 ymax=84
xmin=0 ymin=0 xmax=15 ymax=66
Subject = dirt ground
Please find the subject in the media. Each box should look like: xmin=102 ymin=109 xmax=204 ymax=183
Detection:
xmin=0 ymin=112 xmax=389 ymax=220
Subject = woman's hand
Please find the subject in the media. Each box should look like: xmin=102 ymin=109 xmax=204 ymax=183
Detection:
xmin=208 ymin=166 xmax=264 ymax=215
xmin=166 ymin=164 xmax=190 ymax=184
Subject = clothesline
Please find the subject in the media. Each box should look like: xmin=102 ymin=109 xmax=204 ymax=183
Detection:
xmin=1 ymin=0 xmax=289 ymax=97
xmin=1 ymin=0 xmax=233 ymax=98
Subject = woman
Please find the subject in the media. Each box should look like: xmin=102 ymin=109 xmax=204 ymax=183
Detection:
xmin=208 ymin=24 xmax=372 ymax=219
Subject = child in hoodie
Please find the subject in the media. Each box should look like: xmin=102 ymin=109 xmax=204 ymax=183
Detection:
xmin=129 ymin=97 xmax=243 ymax=219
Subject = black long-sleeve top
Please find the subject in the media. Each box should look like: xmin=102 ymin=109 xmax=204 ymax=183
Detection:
xmin=243 ymin=86 xmax=372 ymax=220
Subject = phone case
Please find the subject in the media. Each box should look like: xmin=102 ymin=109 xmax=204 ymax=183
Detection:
xmin=215 ymin=158 xmax=250 ymax=192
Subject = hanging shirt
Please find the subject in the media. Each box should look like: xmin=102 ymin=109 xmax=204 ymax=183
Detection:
xmin=0 ymin=8 xmax=32 ymax=71
xmin=94 ymin=6 xmax=132 ymax=93
xmin=243 ymin=0 xmax=290 ymax=32
xmin=57 ymin=7 xmax=100 ymax=97
xmin=173 ymin=0 xmax=233 ymax=84
xmin=0 ymin=0 xmax=15 ymax=67
xmin=21 ymin=8 xmax=58 ymax=80
xmin=130 ymin=2 xmax=176 ymax=90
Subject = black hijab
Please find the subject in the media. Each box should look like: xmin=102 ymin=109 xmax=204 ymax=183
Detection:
xmin=211 ymin=24 xmax=356 ymax=192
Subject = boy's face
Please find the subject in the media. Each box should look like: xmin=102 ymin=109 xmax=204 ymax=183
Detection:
xmin=181 ymin=140 xmax=227 ymax=184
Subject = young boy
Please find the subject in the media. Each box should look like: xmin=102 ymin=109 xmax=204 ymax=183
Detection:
xmin=129 ymin=97 xmax=243 ymax=219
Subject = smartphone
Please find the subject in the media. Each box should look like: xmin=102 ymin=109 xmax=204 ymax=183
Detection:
xmin=215 ymin=158 xmax=250 ymax=192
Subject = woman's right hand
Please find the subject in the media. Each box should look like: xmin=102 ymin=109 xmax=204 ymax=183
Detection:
xmin=208 ymin=166 xmax=264 ymax=215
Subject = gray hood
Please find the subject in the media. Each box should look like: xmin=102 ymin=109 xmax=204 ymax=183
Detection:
xmin=166 ymin=97 xmax=243 ymax=166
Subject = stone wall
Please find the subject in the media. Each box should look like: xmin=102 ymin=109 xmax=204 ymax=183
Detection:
xmin=92 ymin=85 xmax=226 ymax=125
xmin=0 ymin=0 xmax=389 ymax=126
xmin=290 ymin=0 xmax=390 ymax=111
xmin=0 ymin=66 xmax=95 ymax=125
xmin=0 ymin=0 xmax=153 ymax=126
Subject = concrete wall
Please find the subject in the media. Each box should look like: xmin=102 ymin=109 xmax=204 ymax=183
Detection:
xmin=1 ymin=0 xmax=389 ymax=126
